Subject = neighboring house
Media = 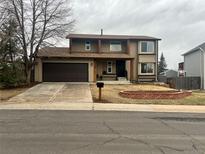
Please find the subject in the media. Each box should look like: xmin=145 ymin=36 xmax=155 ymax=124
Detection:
xmin=160 ymin=69 xmax=178 ymax=78
xmin=35 ymin=33 xmax=161 ymax=82
xmin=182 ymin=42 xmax=205 ymax=89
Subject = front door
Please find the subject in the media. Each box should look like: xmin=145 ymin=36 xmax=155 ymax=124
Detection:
xmin=116 ymin=60 xmax=126 ymax=77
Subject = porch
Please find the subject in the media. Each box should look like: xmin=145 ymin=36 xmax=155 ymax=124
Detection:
xmin=94 ymin=60 xmax=129 ymax=81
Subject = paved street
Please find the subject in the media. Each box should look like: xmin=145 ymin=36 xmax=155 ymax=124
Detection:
xmin=0 ymin=110 xmax=205 ymax=154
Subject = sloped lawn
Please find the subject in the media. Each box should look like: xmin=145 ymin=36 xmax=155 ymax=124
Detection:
xmin=0 ymin=87 xmax=29 ymax=102
xmin=90 ymin=84 xmax=205 ymax=105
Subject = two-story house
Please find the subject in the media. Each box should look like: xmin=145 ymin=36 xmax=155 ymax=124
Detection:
xmin=34 ymin=33 xmax=161 ymax=82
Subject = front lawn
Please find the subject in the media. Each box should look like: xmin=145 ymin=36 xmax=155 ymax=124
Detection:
xmin=90 ymin=84 xmax=205 ymax=105
xmin=0 ymin=87 xmax=29 ymax=102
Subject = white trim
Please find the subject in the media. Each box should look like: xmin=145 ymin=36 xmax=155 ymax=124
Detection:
xmin=85 ymin=40 xmax=91 ymax=51
xmin=138 ymin=41 xmax=155 ymax=54
xmin=139 ymin=62 xmax=155 ymax=75
xmin=107 ymin=61 xmax=113 ymax=73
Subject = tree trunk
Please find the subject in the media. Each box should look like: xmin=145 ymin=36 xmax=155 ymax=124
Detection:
xmin=24 ymin=62 xmax=31 ymax=85
xmin=25 ymin=68 xmax=32 ymax=85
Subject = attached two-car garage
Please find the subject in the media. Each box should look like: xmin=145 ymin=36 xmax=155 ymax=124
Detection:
xmin=42 ymin=63 xmax=88 ymax=82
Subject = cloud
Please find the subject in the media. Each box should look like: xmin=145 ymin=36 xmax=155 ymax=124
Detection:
xmin=60 ymin=0 xmax=205 ymax=69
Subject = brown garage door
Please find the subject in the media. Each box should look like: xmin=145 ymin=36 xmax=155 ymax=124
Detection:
xmin=43 ymin=63 xmax=88 ymax=82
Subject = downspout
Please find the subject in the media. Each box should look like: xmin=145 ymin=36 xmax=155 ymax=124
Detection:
xmin=155 ymin=40 xmax=158 ymax=82
xmin=199 ymin=47 xmax=205 ymax=89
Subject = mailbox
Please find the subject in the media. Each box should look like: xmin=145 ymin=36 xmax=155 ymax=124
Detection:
xmin=96 ymin=82 xmax=104 ymax=101
xmin=96 ymin=82 xmax=104 ymax=88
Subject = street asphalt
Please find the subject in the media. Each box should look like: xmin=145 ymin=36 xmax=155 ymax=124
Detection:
xmin=0 ymin=110 xmax=205 ymax=154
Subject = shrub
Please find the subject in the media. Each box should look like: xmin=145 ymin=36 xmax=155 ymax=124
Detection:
xmin=0 ymin=62 xmax=25 ymax=88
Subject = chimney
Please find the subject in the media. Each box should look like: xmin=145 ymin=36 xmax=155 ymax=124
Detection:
xmin=101 ymin=29 xmax=103 ymax=36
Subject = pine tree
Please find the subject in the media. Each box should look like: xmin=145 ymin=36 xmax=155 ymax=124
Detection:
xmin=0 ymin=19 xmax=20 ymax=63
xmin=158 ymin=53 xmax=167 ymax=74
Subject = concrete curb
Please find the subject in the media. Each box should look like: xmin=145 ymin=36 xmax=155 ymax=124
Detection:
xmin=0 ymin=102 xmax=93 ymax=111
xmin=0 ymin=102 xmax=205 ymax=113
xmin=94 ymin=103 xmax=205 ymax=113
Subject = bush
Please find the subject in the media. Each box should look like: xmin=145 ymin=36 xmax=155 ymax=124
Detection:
xmin=0 ymin=62 xmax=26 ymax=88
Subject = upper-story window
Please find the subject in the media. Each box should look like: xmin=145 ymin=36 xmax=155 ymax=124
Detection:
xmin=85 ymin=41 xmax=91 ymax=51
xmin=110 ymin=41 xmax=122 ymax=51
xmin=139 ymin=41 xmax=155 ymax=53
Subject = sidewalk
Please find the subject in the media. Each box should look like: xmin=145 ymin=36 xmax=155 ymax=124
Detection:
xmin=1 ymin=102 xmax=205 ymax=113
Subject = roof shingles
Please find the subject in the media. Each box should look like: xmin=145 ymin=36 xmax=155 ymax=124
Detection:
xmin=66 ymin=34 xmax=161 ymax=40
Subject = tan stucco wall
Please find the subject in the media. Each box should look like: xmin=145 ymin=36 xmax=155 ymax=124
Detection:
xmin=128 ymin=40 xmax=158 ymax=80
xmin=34 ymin=58 xmax=42 ymax=82
xmin=129 ymin=41 xmax=138 ymax=80
xmin=34 ymin=59 xmax=94 ymax=82
xmin=126 ymin=61 xmax=131 ymax=80
xmin=129 ymin=40 xmax=137 ymax=56
xmin=72 ymin=39 xmax=98 ymax=52
xmin=138 ymin=55 xmax=156 ymax=63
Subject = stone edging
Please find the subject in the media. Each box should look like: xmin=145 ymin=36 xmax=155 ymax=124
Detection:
xmin=119 ymin=90 xmax=192 ymax=99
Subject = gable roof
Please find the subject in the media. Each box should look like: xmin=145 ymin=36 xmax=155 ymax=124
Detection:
xmin=160 ymin=69 xmax=177 ymax=74
xmin=182 ymin=42 xmax=205 ymax=56
xmin=66 ymin=33 xmax=161 ymax=40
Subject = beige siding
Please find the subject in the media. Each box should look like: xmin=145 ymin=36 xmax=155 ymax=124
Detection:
xmin=139 ymin=55 xmax=156 ymax=62
xmin=72 ymin=39 xmax=98 ymax=52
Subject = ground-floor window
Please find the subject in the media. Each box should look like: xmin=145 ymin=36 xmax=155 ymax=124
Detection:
xmin=140 ymin=63 xmax=154 ymax=75
xmin=107 ymin=61 xmax=113 ymax=73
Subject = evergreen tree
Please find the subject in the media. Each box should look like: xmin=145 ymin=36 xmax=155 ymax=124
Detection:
xmin=158 ymin=53 xmax=167 ymax=74
xmin=0 ymin=19 xmax=24 ymax=87
xmin=0 ymin=19 xmax=20 ymax=63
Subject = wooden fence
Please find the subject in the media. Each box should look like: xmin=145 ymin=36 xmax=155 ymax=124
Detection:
xmin=158 ymin=76 xmax=201 ymax=90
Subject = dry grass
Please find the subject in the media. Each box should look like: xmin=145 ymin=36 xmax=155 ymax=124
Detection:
xmin=90 ymin=84 xmax=205 ymax=105
xmin=0 ymin=87 xmax=29 ymax=103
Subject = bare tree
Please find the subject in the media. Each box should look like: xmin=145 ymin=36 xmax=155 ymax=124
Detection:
xmin=1 ymin=0 xmax=74 ymax=83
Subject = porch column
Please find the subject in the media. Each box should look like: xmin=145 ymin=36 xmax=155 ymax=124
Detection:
xmin=130 ymin=60 xmax=134 ymax=81
xmin=93 ymin=60 xmax=97 ymax=82
xmin=69 ymin=38 xmax=72 ymax=53
xmin=98 ymin=40 xmax=101 ymax=52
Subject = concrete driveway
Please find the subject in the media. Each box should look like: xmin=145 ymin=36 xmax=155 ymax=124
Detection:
xmin=8 ymin=83 xmax=93 ymax=104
